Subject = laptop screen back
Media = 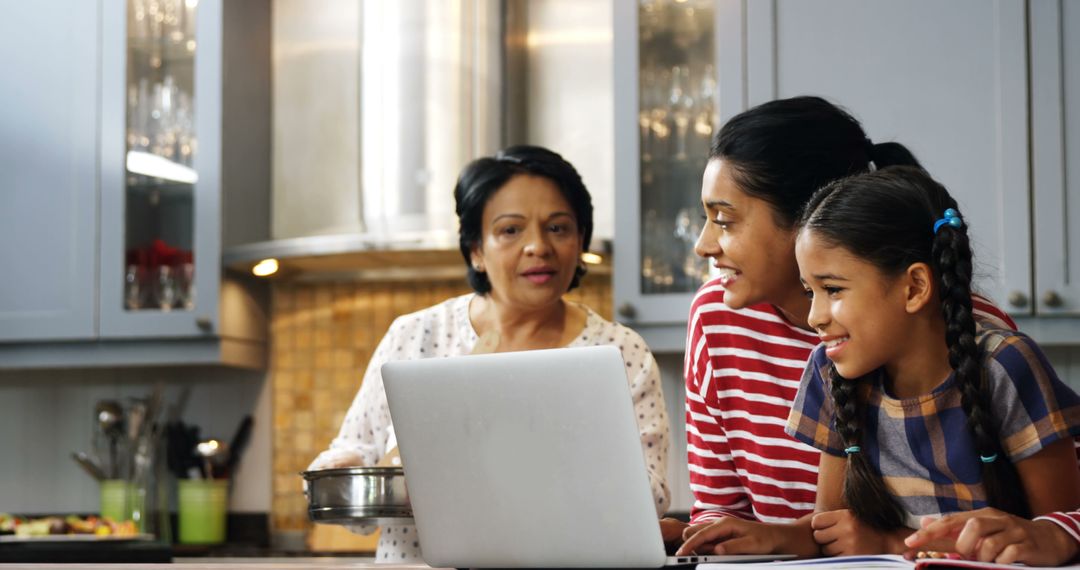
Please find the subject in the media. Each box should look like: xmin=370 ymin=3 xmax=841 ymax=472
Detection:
xmin=382 ymin=345 xmax=667 ymax=568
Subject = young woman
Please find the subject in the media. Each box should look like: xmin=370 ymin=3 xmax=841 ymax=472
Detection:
xmin=683 ymin=166 xmax=1080 ymax=564
xmin=665 ymin=96 xmax=1017 ymax=556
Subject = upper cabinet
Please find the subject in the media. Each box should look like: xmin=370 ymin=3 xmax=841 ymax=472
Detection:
xmin=1031 ymin=0 xmax=1080 ymax=317
xmin=0 ymin=1 xmax=100 ymax=342
xmin=614 ymin=0 xmax=1080 ymax=351
xmin=613 ymin=0 xmax=716 ymax=350
xmin=0 ymin=0 xmax=270 ymax=368
xmin=99 ymin=0 xmax=219 ymax=339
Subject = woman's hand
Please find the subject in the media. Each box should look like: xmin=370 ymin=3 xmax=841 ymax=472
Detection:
xmin=307 ymin=448 xmax=365 ymax=470
xmin=904 ymin=508 xmax=1080 ymax=566
xmin=659 ymin=518 xmax=689 ymax=553
xmin=660 ymin=518 xmax=688 ymax=544
xmin=676 ymin=518 xmax=781 ymax=556
xmin=811 ymin=509 xmax=911 ymax=555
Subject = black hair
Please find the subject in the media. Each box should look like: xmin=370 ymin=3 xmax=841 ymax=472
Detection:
xmin=454 ymin=145 xmax=594 ymax=294
xmin=798 ymin=166 xmax=1028 ymax=529
xmin=711 ymin=96 xmax=922 ymax=228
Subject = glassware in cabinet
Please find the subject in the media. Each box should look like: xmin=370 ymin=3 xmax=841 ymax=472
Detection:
xmin=123 ymin=0 xmax=198 ymax=313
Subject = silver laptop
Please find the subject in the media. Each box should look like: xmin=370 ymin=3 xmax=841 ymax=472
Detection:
xmin=382 ymin=345 xmax=794 ymax=568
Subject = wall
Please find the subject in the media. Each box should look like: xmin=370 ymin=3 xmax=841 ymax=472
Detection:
xmin=0 ymin=367 xmax=271 ymax=515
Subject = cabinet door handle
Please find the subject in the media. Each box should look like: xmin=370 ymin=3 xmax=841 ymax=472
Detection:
xmin=196 ymin=316 xmax=214 ymax=331
xmin=1007 ymin=290 xmax=1029 ymax=308
xmin=616 ymin=302 xmax=637 ymax=321
xmin=1042 ymin=290 xmax=1064 ymax=308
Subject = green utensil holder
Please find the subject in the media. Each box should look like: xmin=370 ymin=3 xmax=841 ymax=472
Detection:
xmin=178 ymin=479 xmax=228 ymax=544
xmin=100 ymin=479 xmax=137 ymax=522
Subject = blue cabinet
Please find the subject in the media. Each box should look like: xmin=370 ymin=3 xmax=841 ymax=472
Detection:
xmin=0 ymin=0 xmax=269 ymax=367
xmin=0 ymin=0 xmax=100 ymax=342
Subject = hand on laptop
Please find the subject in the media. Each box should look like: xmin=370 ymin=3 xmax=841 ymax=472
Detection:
xmin=660 ymin=518 xmax=689 ymax=553
xmin=676 ymin=517 xmax=779 ymax=556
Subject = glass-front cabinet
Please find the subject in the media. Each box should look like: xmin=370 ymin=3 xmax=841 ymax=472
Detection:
xmin=100 ymin=0 xmax=221 ymax=338
xmin=614 ymin=0 xmax=716 ymax=349
xmin=123 ymin=0 xmax=199 ymax=314
xmin=0 ymin=0 xmax=268 ymax=365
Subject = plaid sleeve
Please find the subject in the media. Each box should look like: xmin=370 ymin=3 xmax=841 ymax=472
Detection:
xmin=786 ymin=345 xmax=846 ymax=457
xmin=983 ymin=331 xmax=1080 ymax=461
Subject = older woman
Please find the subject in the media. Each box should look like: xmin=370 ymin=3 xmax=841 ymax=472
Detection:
xmin=308 ymin=145 xmax=670 ymax=562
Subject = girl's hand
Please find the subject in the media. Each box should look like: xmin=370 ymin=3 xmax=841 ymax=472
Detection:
xmin=904 ymin=508 xmax=1080 ymax=566
xmin=811 ymin=509 xmax=912 ymax=555
xmin=676 ymin=518 xmax=780 ymax=556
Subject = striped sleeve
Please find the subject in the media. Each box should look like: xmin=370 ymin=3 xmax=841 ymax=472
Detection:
xmin=685 ymin=287 xmax=754 ymax=523
xmin=683 ymin=283 xmax=821 ymax=524
xmin=972 ymin=294 xmax=1017 ymax=331
xmin=1034 ymin=512 xmax=1080 ymax=545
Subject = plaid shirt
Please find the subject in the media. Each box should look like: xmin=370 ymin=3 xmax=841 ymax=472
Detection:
xmin=787 ymin=325 xmax=1080 ymax=523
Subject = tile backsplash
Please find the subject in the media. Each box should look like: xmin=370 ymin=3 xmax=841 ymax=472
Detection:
xmin=269 ymin=273 xmax=613 ymax=533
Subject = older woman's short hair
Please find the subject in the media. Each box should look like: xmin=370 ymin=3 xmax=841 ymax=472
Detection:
xmin=454 ymin=145 xmax=594 ymax=294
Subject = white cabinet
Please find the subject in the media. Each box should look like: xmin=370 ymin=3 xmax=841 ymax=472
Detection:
xmin=1031 ymin=0 xmax=1080 ymax=317
xmin=0 ymin=1 xmax=100 ymax=341
xmin=614 ymin=0 xmax=1080 ymax=350
xmin=734 ymin=0 xmax=1031 ymax=317
xmin=0 ymin=0 xmax=270 ymax=368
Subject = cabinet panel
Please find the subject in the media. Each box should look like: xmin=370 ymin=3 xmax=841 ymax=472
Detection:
xmin=98 ymin=0 xmax=221 ymax=338
xmin=748 ymin=0 xmax=1030 ymax=315
xmin=1032 ymin=0 xmax=1080 ymax=316
xmin=0 ymin=2 xmax=99 ymax=341
xmin=613 ymin=0 xmax=718 ymax=330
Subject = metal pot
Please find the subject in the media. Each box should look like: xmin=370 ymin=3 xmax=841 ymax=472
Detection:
xmin=301 ymin=466 xmax=412 ymax=525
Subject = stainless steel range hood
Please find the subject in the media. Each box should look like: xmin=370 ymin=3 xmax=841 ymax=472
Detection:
xmin=225 ymin=0 xmax=504 ymax=280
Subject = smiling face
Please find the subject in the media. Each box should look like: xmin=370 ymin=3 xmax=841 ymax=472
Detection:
xmin=470 ymin=174 xmax=583 ymax=311
xmin=795 ymin=228 xmax=914 ymax=379
xmin=694 ymin=159 xmax=806 ymax=315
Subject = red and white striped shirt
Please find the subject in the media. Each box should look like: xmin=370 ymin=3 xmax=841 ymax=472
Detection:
xmin=1035 ymin=512 xmax=1080 ymax=545
xmin=683 ymin=280 xmax=1017 ymax=524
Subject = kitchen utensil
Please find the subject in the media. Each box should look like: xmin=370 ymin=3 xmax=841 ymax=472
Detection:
xmin=95 ymin=401 xmax=125 ymax=479
xmin=301 ymin=466 xmax=412 ymax=525
xmin=223 ymin=416 xmax=253 ymax=478
xmin=194 ymin=439 xmax=229 ymax=480
xmin=71 ymin=452 xmax=106 ymax=481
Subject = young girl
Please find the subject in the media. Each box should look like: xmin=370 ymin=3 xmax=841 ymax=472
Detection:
xmin=681 ymin=165 xmax=1080 ymax=563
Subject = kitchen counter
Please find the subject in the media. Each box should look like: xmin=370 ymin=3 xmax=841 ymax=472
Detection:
xmin=0 ymin=560 xmax=447 ymax=569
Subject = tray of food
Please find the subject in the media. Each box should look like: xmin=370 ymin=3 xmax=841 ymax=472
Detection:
xmin=0 ymin=514 xmax=151 ymax=542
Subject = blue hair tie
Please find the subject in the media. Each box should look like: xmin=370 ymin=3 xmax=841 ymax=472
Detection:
xmin=844 ymin=445 xmax=861 ymax=456
xmin=979 ymin=453 xmax=998 ymax=464
xmin=933 ymin=208 xmax=963 ymax=234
